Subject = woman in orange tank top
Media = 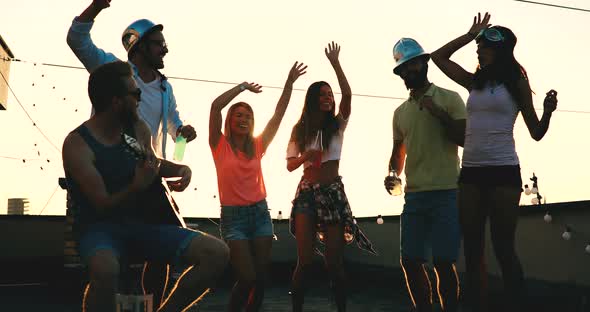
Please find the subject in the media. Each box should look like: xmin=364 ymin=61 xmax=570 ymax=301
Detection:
xmin=209 ymin=62 xmax=307 ymax=312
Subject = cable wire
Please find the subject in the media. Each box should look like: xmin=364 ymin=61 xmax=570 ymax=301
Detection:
xmin=514 ymin=0 xmax=590 ymax=13
xmin=38 ymin=185 xmax=59 ymax=215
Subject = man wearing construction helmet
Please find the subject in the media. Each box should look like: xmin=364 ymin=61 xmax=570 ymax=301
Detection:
xmin=66 ymin=0 xmax=197 ymax=309
xmin=384 ymin=38 xmax=466 ymax=312
xmin=67 ymin=0 xmax=196 ymax=159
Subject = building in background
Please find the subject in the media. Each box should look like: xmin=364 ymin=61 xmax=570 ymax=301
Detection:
xmin=7 ymin=198 xmax=29 ymax=215
xmin=0 ymin=34 xmax=15 ymax=110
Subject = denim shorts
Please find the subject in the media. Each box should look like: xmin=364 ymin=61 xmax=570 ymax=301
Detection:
xmin=220 ymin=199 xmax=273 ymax=241
xmin=78 ymin=222 xmax=201 ymax=266
xmin=400 ymin=189 xmax=460 ymax=262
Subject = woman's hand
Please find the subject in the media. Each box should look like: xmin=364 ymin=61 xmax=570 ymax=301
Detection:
xmin=468 ymin=12 xmax=491 ymax=38
xmin=287 ymin=61 xmax=307 ymax=83
xmin=240 ymin=82 xmax=263 ymax=93
xmin=325 ymin=41 xmax=341 ymax=64
xmin=543 ymin=89 xmax=558 ymax=113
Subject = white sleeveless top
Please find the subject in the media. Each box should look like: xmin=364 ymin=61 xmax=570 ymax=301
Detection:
xmin=462 ymin=84 xmax=520 ymax=167
xmin=286 ymin=114 xmax=348 ymax=169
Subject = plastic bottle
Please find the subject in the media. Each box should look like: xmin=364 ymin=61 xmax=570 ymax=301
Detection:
xmin=173 ymin=135 xmax=187 ymax=161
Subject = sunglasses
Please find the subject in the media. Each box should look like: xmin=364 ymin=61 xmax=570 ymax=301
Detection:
xmin=476 ymin=28 xmax=505 ymax=43
xmin=148 ymin=39 xmax=168 ymax=49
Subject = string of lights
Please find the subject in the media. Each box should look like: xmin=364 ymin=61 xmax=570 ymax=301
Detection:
xmin=523 ymin=173 xmax=590 ymax=255
xmin=0 ymin=70 xmax=61 ymax=153
xmin=0 ymin=155 xmax=43 ymax=162
xmin=0 ymin=57 xmax=406 ymax=101
xmin=3 ymin=56 xmax=588 ymax=114
xmin=1 ymin=62 xmax=84 ymax=215
xmin=370 ymin=172 xmax=590 ymax=255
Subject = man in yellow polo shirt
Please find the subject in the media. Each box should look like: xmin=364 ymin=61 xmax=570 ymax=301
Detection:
xmin=385 ymin=38 xmax=466 ymax=312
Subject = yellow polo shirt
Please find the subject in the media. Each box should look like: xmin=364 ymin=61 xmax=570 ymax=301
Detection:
xmin=393 ymin=83 xmax=466 ymax=192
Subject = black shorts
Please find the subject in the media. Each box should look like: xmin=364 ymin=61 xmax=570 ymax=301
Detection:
xmin=458 ymin=165 xmax=522 ymax=188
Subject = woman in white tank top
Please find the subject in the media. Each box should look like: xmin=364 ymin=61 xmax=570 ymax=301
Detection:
xmin=286 ymin=42 xmax=376 ymax=312
xmin=431 ymin=12 xmax=558 ymax=312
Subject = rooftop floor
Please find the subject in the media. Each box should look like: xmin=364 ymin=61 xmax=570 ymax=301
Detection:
xmin=1 ymin=263 xmax=588 ymax=311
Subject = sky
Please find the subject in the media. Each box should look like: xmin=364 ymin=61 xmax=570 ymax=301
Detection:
xmin=0 ymin=0 xmax=589 ymax=218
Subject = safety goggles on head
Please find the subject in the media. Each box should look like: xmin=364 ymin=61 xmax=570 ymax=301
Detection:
xmin=476 ymin=28 xmax=504 ymax=43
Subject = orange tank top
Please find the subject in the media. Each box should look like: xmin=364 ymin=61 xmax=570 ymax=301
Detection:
xmin=211 ymin=135 xmax=267 ymax=206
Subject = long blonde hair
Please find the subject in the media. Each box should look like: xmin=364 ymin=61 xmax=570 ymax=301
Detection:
xmin=224 ymin=102 xmax=255 ymax=158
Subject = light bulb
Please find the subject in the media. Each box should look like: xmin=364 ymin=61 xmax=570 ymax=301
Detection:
xmin=543 ymin=212 xmax=552 ymax=223
xmin=524 ymin=185 xmax=531 ymax=195
xmin=353 ymin=218 xmax=357 ymax=225
xmin=562 ymin=230 xmax=572 ymax=241
xmin=273 ymin=234 xmax=278 ymax=241
xmin=277 ymin=210 xmax=283 ymax=221
xmin=531 ymin=187 xmax=538 ymax=195
xmin=531 ymin=197 xmax=539 ymax=205
xmin=585 ymin=244 xmax=590 ymax=254
xmin=377 ymin=215 xmax=384 ymax=225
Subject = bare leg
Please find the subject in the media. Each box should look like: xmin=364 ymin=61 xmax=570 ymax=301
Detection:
xmin=323 ymin=223 xmax=347 ymax=312
xmin=226 ymin=239 xmax=256 ymax=312
xmin=433 ymin=260 xmax=459 ymax=312
xmin=84 ymin=249 xmax=120 ymax=312
xmin=458 ymin=183 xmax=489 ymax=312
xmin=158 ymin=234 xmax=229 ymax=312
xmin=291 ymin=213 xmax=316 ymax=312
xmin=401 ymin=258 xmax=433 ymax=312
xmin=246 ymin=236 xmax=273 ymax=312
xmin=488 ymin=186 xmax=525 ymax=312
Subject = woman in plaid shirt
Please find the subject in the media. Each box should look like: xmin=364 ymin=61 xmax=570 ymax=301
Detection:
xmin=286 ymin=42 xmax=376 ymax=312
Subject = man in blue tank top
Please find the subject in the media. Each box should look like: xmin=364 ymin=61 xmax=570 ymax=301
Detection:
xmin=62 ymin=61 xmax=229 ymax=312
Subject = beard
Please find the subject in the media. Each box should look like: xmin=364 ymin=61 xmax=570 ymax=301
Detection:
xmin=402 ymin=64 xmax=428 ymax=90
xmin=120 ymin=108 xmax=139 ymax=129
xmin=152 ymin=57 xmax=164 ymax=69
xmin=138 ymin=46 xmax=165 ymax=70
xmin=147 ymin=53 xmax=165 ymax=69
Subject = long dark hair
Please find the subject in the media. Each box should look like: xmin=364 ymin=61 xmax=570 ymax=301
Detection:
xmin=472 ymin=26 xmax=529 ymax=107
xmin=224 ymin=102 xmax=255 ymax=159
xmin=290 ymin=81 xmax=340 ymax=152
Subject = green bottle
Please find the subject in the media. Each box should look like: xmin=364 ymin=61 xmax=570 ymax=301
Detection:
xmin=173 ymin=135 xmax=187 ymax=161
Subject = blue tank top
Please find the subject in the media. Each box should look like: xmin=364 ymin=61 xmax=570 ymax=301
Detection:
xmin=65 ymin=124 xmax=139 ymax=233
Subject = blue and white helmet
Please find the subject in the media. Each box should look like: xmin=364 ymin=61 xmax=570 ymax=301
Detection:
xmin=121 ymin=19 xmax=163 ymax=53
xmin=392 ymin=38 xmax=429 ymax=75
